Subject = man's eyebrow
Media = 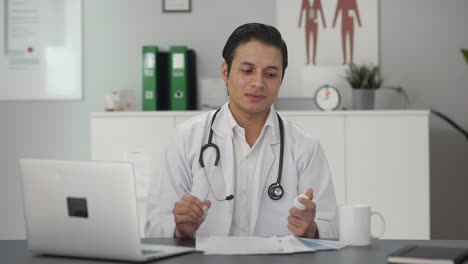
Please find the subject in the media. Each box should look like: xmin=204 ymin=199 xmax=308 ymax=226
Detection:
xmin=239 ymin=61 xmax=280 ymax=71
xmin=266 ymin=66 xmax=280 ymax=71
xmin=240 ymin=61 xmax=254 ymax=66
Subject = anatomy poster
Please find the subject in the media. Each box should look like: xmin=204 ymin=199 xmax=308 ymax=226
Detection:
xmin=277 ymin=0 xmax=378 ymax=97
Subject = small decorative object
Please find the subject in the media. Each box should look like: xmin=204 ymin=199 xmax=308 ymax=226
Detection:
xmin=104 ymin=91 xmax=119 ymax=112
xmin=163 ymin=0 xmax=191 ymax=13
xmin=104 ymin=89 xmax=136 ymax=112
xmin=314 ymin=84 xmax=341 ymax=111
xmin=345 ymin=63 xmax=383 ymax=110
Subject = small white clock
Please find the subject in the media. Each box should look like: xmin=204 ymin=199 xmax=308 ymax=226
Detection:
xmin=314 ymin=85 xmax=341 ymax=111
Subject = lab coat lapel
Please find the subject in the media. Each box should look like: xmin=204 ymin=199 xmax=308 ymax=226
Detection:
xmin=211 ymin=106 xmax=235 ymax=197
xmin=210 ymin=106 xmax=235 ymax=234
xmin=250 ymin=128 xmax=281 ymax=233
xmin=218 ymin=135 xmax=235 ymax=200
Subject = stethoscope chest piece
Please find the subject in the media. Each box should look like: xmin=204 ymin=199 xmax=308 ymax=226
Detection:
xmin=268 ymin=183 xmax=284 ymax=200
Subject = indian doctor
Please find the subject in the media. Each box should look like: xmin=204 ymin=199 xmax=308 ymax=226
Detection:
xmin=145 ymin=23 xmax=338 ymax=239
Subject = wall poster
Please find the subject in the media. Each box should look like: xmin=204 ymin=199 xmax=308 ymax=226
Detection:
xmin=0 ymin=0 xmax=82 ymax=100
xmin=277 ymin=0 xmax=379 ymax=98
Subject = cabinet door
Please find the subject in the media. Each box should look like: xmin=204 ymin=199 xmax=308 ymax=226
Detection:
xmin=345 ymin=113 xmax=429 ymax=239
xmin=284 ymin=114 xmax=346 ymax=205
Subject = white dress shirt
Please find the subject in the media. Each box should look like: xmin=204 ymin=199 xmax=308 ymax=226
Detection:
xmin=226 ymin=108 xmax=275 ymax=236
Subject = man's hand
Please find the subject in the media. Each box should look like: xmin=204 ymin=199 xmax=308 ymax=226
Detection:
xmin=287 ymin=187 xmax=319 ymax=238
xmin=173 ymin=195 xmax=211 ymax=238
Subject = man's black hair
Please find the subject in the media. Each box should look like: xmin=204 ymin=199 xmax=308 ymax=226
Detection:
xmin=222 ymin=23 xmax=288 ymax=79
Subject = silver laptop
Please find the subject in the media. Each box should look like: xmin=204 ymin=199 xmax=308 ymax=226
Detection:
xmin=19 ymin=159 xmax=194 ymax=262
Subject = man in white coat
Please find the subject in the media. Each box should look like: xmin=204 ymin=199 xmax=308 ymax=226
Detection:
xmin=145 ymin=23 xmax=338 ymax=239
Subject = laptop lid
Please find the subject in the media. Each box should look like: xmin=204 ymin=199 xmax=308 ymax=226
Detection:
xmin=19 ymin=159 xmax=193 ymax=262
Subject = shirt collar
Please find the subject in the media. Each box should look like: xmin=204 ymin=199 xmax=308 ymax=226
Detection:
xmin=226 ymin=104 xmax=276 ymax=138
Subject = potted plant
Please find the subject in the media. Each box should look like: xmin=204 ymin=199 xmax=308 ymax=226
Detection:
xmin=462 ymin=49 xmax=468 ymax=64
xmin=345 ymin=63 xmax=384 ymax=110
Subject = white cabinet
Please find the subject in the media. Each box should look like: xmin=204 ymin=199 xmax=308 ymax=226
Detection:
xmin=344 ymin=113 xmax=430 ymax=239
xmin=90 ymin=110 xmax=429 ymax=239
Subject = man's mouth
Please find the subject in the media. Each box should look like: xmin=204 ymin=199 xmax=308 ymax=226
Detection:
xmin=246 ymin=93 xmax=266 ymax=99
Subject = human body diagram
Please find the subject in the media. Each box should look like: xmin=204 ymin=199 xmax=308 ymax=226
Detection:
xmin=298 ymin=0 xmax=326 ymax=65
xmin=332 ymin=0 xmax=362 ymax=64
xmin=298 ymin=0 xmax=363 ymax=65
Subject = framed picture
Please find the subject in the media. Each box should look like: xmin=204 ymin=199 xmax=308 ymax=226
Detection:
xmin=163 ymin=0 xmax=191 ymax=13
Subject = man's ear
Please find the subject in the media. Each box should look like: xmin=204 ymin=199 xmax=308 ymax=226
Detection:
xmin=221 ymin=62 xmax=229 ymax=82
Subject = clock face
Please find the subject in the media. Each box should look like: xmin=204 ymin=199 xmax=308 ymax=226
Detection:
xmin=314 ymin=85 xmax=341 ymax=111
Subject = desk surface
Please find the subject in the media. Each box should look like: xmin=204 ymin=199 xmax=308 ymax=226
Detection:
xmin=2 ymin=238 xmax=468 ymax=264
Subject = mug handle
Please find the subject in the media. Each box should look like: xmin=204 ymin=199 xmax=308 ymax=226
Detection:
xmin=370 ymin=211 xmax=386 ymax=238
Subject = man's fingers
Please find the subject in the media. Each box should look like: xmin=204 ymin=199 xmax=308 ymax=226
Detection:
xmin=297 ymin=199 xmax=316 ymax=212
xmin=305 ymin=188 xmax=314 ymax=200
xmin=182 ymin=195 xmax=207 ymax=213
xmin=288 ymin=223 xmax=303 ymax=237
xmin=288 ymin=189 xmax=318 ymax=238
xmin=174 ymin=214 xmax=200 ymax=225
xmin=173 ymin=204 xmax=203 ymax=221
xmin=177 ymin=197 xmax=206 ymax=218
xmin=289 ymin=204 xmax=315 ymax=218
xmin=288 ymin=215 xmax=302 ymax=228
xmin=203 ymin=200 xmax=212 ymax=210
xmin=173 ymin=196 xmax=212 ymax=224
xmin=288 ymin=215 xmax=308 ymax=237
xmin=174 ymin=201 xmax=202 ymax=220
xmin=173 ymin=195 xmax=211 ymax=238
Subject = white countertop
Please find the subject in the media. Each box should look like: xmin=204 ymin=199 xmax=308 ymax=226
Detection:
xmin=91 ymin=110 xmax=430 ymax=118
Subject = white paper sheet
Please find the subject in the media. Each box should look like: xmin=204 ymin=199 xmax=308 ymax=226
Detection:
xmin=196 ymin=235 xmax=346 ymax=255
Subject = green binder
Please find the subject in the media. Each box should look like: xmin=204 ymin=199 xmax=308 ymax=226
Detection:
xmin=142 ymin=46 xmax=158 ymax=111
xmin=169 ymin=46 xmax=189 ymax=110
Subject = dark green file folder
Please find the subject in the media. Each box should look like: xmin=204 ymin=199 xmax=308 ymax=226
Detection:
xmin=169 ymin=46 xmax=189 ymax=110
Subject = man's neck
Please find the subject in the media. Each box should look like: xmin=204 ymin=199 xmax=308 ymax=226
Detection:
xmin=228 ymin=104 xmax=270 ymax=147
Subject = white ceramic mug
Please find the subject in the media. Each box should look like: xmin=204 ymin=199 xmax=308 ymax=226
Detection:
xmin=338 ymin=204 xmax=385 ymax=246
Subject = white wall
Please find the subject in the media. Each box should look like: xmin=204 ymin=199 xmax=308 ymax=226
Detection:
xmin=1 ymin=0 xmax=467 ymax=239
xmin=380 ymin=0 xmax=468 ymax=239
xmin=0 ymin=0 xmax=276 ymax=240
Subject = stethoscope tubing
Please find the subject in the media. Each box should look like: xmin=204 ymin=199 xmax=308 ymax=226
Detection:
xmin=199 ymin=108 xmax=285 ymax=201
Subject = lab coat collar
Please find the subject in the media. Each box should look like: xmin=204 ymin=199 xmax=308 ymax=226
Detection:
xmin=212 ymin=102 xmax=280 ymax=145
xmin=211 ymin=103 xmax=232 ymax=139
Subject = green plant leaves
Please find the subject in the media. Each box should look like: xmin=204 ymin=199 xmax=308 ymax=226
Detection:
xmin=462 ymin=49 xmax=468 ymax=64
xmin=345 ymin=63 xmax=383 ymax=89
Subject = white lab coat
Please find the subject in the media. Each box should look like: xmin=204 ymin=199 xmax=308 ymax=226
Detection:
xmin=145 ymin=103 xmax=338 ymax=238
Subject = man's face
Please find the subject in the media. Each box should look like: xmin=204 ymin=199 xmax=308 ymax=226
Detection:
xmin=222 ymin=40 xmax=283 ymax=118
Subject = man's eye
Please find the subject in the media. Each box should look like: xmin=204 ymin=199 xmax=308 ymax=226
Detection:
xmin=266 ymin=72 xmax=278 ymax=78
xmin=242 ymin=69 xmax=253 ymax=74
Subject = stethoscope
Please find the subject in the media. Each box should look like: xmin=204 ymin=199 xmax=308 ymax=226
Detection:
xmin=199 ymin=108 xmax=285 ymax=201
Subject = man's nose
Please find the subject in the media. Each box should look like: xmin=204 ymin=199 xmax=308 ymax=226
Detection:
xmin=250 ymin=72 xmax=265 ymax=88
